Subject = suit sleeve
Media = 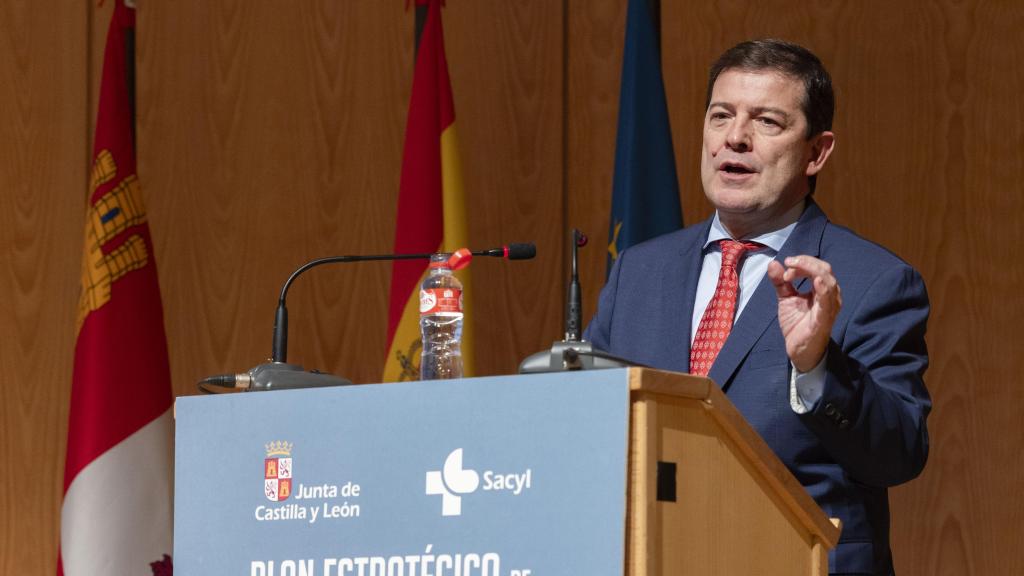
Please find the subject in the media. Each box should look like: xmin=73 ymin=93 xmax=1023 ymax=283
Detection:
xmin=800 ymin=263 xmax=931 ymax=487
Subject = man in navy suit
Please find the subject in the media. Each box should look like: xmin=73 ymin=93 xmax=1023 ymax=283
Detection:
xmin=584 ymin=39 xmax=930 ymax=575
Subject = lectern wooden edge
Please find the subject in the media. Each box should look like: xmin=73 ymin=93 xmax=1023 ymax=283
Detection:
xmin=626 ymin=367 xmax=841 ymax=575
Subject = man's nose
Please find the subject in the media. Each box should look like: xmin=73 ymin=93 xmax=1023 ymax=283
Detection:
xmin=725 ymin=119 xmax=751 ymax=151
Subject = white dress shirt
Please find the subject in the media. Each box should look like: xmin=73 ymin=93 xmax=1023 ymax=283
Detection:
xmin=692 ymin=212 xmax=825 ymax=413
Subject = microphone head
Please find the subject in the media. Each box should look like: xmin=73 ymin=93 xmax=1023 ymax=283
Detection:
xmin=506 ymin=243 xmax=536 ymax=260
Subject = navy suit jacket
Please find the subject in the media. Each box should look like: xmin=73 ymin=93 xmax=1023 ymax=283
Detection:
xmin=584 ymin=200 xmax=931 ymax=575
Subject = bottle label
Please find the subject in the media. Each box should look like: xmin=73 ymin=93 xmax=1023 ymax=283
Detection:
xmin=420 ymin=288 xmax=463 ymax=316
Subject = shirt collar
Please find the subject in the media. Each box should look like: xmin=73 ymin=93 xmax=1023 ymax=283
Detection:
xmin=703 ymin=210 xmax=800 ymax=254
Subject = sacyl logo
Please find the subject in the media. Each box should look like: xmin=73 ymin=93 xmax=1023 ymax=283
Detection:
xmin=425 ymin=448 xmax=479 ymax=516
xmin=425 ymin=448 xmax=533 ymax=516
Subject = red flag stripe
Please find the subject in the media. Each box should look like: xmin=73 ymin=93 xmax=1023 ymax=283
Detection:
xmin=386 ymin=0 xmax=455 ymax=345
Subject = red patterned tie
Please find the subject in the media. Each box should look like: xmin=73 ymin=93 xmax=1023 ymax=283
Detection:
xmin=690 ymin=240 xmax=761 ymax=376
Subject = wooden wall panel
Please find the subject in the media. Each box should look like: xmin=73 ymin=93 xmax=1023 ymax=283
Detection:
xmin=137 ymin=0 xmax=565 ymax=388
xmin=442 ymin=0 xmax=566 ymax=374
xmin=138 ymin=1 xmax=411 ymax=388
xmin=0 ymin=1 xmax=86 ymax=574
xmin=567 ymin=0 xmax=627 ymax=325
xmin=884 ymin=4 xmax=1024 ymax=574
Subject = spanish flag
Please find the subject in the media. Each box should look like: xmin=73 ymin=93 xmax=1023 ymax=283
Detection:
xmin=59 ymin=1 xmax=174 ymax=574
xmin=383 ymin=0 xmax=474 ymax=381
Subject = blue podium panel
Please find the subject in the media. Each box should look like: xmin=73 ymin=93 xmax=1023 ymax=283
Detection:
xmin=175 ymin=369 xmax=631 ymax=576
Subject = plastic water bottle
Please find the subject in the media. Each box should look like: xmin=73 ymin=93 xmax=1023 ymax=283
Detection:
xmin=419 ymin=253 xmax=464 ymax=380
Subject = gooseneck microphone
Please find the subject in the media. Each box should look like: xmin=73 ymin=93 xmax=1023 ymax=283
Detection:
xmin=519 ymin=230 xmax=637 ymax=373
xmin=564 ymin=229 xmax=586 ymax=341
xmin=198 ymin=243 xmax=535 ymax=392
xmin=271 ymin=243 xmax=536 ymax=364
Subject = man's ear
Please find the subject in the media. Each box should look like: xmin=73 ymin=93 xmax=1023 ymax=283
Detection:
xmin=806 ymin=131 xmax=835 ymax=177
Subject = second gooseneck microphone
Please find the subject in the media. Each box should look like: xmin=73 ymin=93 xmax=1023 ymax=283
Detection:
xmin=564 ymin=229 xmax=586 ymax=341
xmin=199 ymin=243 xmax=536 ymax=393
xmin=518 ymin=230 xmax=636 ymax=373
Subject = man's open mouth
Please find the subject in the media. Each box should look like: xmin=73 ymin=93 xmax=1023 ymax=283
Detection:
xmin=720 ymin=162 xmax=755 ymax=174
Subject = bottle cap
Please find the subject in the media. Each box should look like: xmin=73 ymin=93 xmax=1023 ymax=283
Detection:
xmin=447 ymin=248 xmax=472 ymax=271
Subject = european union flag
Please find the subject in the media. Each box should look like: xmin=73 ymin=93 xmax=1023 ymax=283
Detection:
xmin=607 ymin=0 xmax=683 ymax=275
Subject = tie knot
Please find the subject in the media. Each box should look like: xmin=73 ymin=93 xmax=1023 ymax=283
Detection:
xmin=718 ymin=239 xmax=760 ymax=268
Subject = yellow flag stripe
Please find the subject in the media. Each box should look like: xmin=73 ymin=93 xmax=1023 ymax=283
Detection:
xmin=382 ymin=276 xmax=430 ymax=382
xmin=440 ymin=124 xmax=474 ymax=376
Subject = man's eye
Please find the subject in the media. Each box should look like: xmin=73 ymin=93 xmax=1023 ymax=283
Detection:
xmin=757 ymin=117 xmax=782 ymax=128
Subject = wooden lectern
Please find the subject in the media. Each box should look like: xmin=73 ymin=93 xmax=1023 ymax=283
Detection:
xmin=174 ymin=368 xmax=839 ymax=574
xmin=626 ymin=368 xmax=840 ymax=575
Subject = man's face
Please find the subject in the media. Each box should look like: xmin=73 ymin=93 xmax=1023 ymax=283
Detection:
xmin=700 ymin=69 xmax=833 ymax=238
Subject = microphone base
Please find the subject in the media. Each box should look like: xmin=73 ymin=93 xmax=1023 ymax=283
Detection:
xmin=247 ymin=362 xmax=354 ymax=391
xmin=518 ymin=341 xmax=633 ymax=374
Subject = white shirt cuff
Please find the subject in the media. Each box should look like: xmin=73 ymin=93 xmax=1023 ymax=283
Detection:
xmin=789 ymin=354 xmax=827 ymax=414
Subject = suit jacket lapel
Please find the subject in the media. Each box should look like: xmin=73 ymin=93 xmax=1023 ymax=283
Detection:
xmin=673 ymin=217 xmax=713 ymax=366
xmin=707 ymin=200 xmax=829 ymax=389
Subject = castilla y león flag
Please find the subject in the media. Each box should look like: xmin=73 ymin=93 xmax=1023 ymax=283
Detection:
xmin=60 ymin=1 xmax=174 ymax=574
xmin=383 ymin=0 xmax=474 ymax=382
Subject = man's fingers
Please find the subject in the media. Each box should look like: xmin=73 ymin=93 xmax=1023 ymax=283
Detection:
xmin=782 ymin=255 xmax=833 ymax=281
xmin=767 ymin=259 xmax=799 ymax=298
xmin=782 ymin=256 xmax=840 ymax=298
xmin=774 ymin=255 xmax=842 ymax=313
xmin=813 ymin=275 xmax=843 ymax=311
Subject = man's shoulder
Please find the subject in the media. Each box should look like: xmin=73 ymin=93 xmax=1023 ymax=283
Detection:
xmin=618 ymin=220 xmax=709 ymax=261
xmin=820 ymin=220 xmax=918 ymax=272
xmin=817 ymin=220 xmax=927 ymax=306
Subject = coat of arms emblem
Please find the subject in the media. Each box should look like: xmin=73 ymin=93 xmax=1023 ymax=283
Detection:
xmin=264 ymin=441 xmax=293 ymax=502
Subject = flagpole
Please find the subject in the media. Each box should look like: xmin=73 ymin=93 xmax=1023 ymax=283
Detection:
xmin=647 ymin=0 xmax=661 ymax=47
xmin=124 ymin=22 xmax=136 ymax=156
xmin=415 ymin=2 xmax=427 ymax=54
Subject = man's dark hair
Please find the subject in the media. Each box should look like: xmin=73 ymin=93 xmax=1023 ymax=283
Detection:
xmin=705 ymin=39 xmax=835 ymax=139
